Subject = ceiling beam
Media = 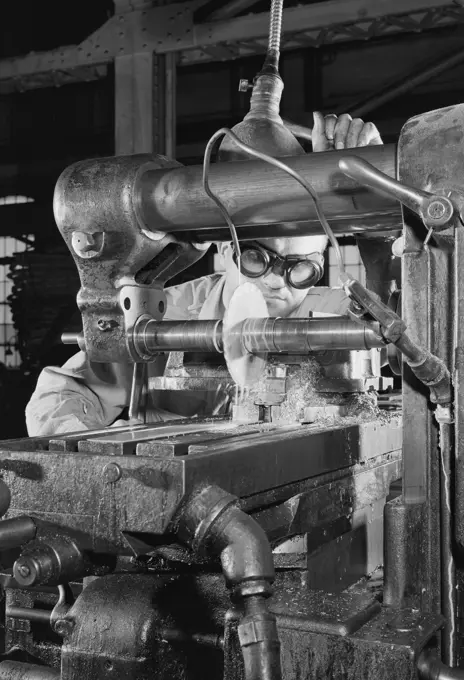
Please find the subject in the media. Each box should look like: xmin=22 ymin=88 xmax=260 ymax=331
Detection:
xmin=205 ymin=0 xmax=262 ymax=21
xmin=0 ymin=0 xmax=462 ymax=90
xmin=348 ymin=45 xmax=464 ymax=117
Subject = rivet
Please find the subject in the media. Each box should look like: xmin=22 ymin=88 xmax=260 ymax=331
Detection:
xmin=103 ymin=463 xmax=122 ymax=484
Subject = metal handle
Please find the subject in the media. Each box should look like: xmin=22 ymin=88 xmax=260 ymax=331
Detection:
xmin=339 ymin=155 xmax=454 ymax=229
xmin=282 ymin=119 xmax=313 ymax=142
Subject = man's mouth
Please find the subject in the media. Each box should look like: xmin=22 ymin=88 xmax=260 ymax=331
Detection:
xmin=264 ymin=293 xmax=286 ymax=301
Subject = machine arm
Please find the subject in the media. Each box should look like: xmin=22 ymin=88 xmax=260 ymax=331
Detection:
xmin=339 ymin=156 xmax=456 ymax=232
xmin=53 ymin=147 xmax=399 ymax=364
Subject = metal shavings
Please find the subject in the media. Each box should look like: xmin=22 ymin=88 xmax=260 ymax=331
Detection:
xmin=234 ymin=357 xmax=399 ymax=426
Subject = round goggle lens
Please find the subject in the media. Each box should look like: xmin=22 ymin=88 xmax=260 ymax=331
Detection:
xmin=240 ymin=248 xmax=267 ymax=276
xmin=288 ymin=261 xmax=318 ymax=288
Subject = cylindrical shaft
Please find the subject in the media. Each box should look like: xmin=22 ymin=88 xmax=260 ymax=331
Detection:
xmin=136 ymin=144 xmax=400 ymax=241
xmin=137 ymin=317 xmax=384 ymax=357
xmin=0 ymin=516 xmax=36 ymax=550
xmin=6 ymin=606 xmax=52 ymax=624
xmin=238 ymin=317 xmax=383 ymax=353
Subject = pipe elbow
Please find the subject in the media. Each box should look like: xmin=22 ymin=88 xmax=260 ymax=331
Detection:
xmin=177 ymin=485 xmax=275 ymax=598
xmin=211 ymin=504 xmax=275 ymax=599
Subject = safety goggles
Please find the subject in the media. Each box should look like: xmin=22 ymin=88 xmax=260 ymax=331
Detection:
xmin=233 ymin=242 xmax=324 ymax=290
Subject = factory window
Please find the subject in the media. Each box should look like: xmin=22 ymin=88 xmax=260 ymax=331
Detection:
xmin=0 ymin=195 xmax=35 ymax=367
xmin=0 ymin=195 xmax=34 ymax=205
xmin=328 ymin=244 xmax=366 ymax=288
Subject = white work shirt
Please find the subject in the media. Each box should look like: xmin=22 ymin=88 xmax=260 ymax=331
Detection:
xmin=25 ymin=274 xmax=349 ymax=436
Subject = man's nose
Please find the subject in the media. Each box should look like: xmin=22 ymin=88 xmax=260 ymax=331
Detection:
xmin=263 ymin=268 xmax=286 ymax=289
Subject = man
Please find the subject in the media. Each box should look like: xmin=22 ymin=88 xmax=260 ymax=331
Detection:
xmin=25 ymin=112 xmax=383 ymax=436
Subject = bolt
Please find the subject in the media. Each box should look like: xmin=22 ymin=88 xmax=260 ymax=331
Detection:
xmin=97 ymin=319 xmax=119 ymax=332
xmin=17 ymin=563 xmax=31 ymax=578
xmin=392 ymin=236 xmax=405 ymax=258
xmin=71 ymin=231 xmax=104 ymax=259
xmin=427 ymin=200 xmax=447 ymax=221
xmin=103 ymin=463 xmax=122 ymax=484
xmin=238 ymin=79 xmax=252 ymax=92
xmin=55 ymin=618 xmax=74 ymax=637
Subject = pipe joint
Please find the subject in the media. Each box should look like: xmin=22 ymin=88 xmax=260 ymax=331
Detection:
xmin=177 ymin=485 xmax=275 ymax=596
xmin=238 ymin=595 xmax=282 ymax=680
xmin=176 ymin=486 xmax=281 ymax=679
xmin=208 ymin=504 xmax=275 ymax=598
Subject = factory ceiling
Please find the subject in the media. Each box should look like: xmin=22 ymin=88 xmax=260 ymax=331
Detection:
xmin=1 ymin=0 xmax=463 ymax=92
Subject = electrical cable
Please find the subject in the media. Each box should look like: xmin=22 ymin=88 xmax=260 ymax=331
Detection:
xmin=202 ymin=127 xmax=346 ymax=274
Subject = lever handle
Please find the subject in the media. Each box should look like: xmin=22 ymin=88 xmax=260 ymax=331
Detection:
xmin=339 ymin=156 xmax=454 ymax=230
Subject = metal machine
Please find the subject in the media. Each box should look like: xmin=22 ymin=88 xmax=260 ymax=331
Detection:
xmin=0 ymin=1 xmax=462 ymax=677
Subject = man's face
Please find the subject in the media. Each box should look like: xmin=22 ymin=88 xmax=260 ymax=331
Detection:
xmin=221 ymin=235 xmax=328 ymax=317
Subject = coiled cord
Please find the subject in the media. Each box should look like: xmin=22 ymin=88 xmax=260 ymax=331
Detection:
xmin=269 ymin=0 xmax=284 ymax=54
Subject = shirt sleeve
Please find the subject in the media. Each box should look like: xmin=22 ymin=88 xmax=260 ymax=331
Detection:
xmin=26 ymin=275 xmax=222 ymax=436
xmin=25 ymin=351 xmax=133 ymax=436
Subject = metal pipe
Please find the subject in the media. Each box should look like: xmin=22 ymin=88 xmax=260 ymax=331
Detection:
xmin=418 ymin=649 xmax=464 ymax=680
xmin=0 ymin=662 xmax=59 ymax=680
xmin=439 ymin=421 xmax=457 ymax=666
xmin=177 ymin=485 xmax=281 ymax=680
xmin=0 ymin=516 xmax=36 ymax=550
xmin=350 ymin=47 xmax=464 ymax=119
xmin=6 ymin=606 xmax=52 ymax=624
xmin=135 ymin=143 xmax=400 ymax=241
xmin=136 ymin=317 xmax=385 ymax=357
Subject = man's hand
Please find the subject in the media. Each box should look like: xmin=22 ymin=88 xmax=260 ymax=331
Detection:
xmin=312 ymin=111 xmax=383 ymax=152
